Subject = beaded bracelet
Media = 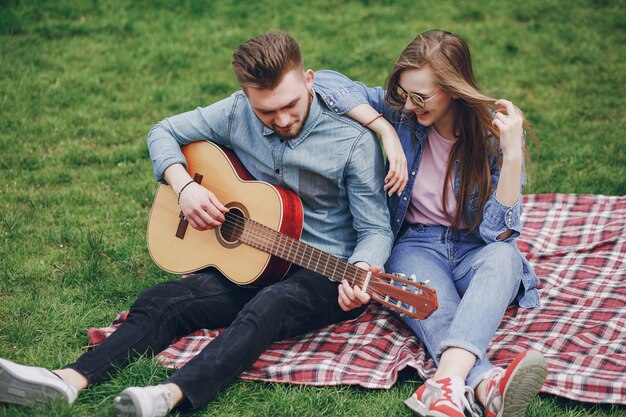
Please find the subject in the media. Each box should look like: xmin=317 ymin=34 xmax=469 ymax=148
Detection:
xmin=363 ymin=113 xmax=383 ymax=127
xmin=177 ymin=180 xmax=196 ymax=204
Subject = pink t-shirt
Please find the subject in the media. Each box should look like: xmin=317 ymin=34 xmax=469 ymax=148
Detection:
xmin=406 ymin=127 xmax=463 ymax=227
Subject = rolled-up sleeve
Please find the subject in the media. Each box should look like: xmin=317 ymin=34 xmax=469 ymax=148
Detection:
xmin=479 ymin=195 xmax=524 ymax=243
xmin=314 ymin=70 xmax=390 ymax=116
xmin=147 ymin=95 xmax=236 ymax=183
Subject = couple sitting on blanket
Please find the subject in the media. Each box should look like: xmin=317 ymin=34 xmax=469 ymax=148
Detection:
xmin=0 ymin=30 xmax=547 ymax=417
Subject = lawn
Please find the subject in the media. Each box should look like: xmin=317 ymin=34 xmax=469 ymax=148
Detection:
xmin=0 ymin=0 xmax=625 ymax=416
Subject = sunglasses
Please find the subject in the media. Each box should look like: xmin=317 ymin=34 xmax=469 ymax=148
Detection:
xmin=396 ymin=85 xmax=439 ymax=109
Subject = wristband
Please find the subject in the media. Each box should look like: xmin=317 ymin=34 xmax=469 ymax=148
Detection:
xmin=177 ymin=180 xmax=195 ymax=204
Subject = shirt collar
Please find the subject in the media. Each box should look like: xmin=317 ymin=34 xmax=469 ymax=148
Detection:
xmin=261 ymin=90 xmax=323 ymax=149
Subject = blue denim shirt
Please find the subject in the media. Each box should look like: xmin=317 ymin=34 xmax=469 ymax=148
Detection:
xmin=314 ymin=70 xmax=540 ymax=308
xmin=147 ymin=90 xmax=394 ymax=268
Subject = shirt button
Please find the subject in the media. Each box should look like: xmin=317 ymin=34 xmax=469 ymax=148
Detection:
xmin=403 ymin=196 xmax=408 ymax=201
xmin=334 ymin=108 xmax=339 ymax=112
xmin=329 ymin=101 xmax=334 ymax=106
xmin=411 ymin=171 xmax=416 ymax=176
xmin=275 ymin=169 xmax=280 ymax=174
xmin=396 ymin=219 xmax=401 ymax=223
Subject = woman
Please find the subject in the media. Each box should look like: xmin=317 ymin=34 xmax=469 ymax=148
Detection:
xmin=314 ymin=29 xmax=547 ymax=417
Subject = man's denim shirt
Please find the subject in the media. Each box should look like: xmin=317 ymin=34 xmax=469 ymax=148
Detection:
xmin=147 ymin=90 xmax=394 ymax=268
xmin=313 ymin=70 xmax=540 ymax=308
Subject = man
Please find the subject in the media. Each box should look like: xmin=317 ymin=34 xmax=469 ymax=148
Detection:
xmin=0 ymin=32 xmax=393 ymax=417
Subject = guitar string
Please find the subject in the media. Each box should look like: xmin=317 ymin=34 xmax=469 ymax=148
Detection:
xmin=221 ymin=213 xmax=433 ymax=316
xmin=222 ymin=213 xmax=367 ymax=286
xmin=227 ymin=216 xmax=427 ymax=312
xmin=237 ymin=215 xmax=430 ymax=317
xmin=221 ymin=213 xmax=388 ymax=296
xmin=218 ymin=213 xmax=427 ymax=316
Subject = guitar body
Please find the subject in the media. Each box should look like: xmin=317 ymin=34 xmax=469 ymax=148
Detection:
xmin=147 ymin=141 xmax=304 ymax=286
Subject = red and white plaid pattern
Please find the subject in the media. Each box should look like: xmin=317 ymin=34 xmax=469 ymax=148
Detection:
xmin=87 ymin=194 xmax=626 ymax=404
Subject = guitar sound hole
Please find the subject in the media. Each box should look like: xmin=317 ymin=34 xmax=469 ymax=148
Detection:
xmin=220 ymin=208 xmax=244 ymax=243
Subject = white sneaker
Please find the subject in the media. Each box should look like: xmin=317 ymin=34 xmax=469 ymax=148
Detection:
xmin=0 ymin=358 xmax=78 ymax=406
xmin=114 ymin=385 xmax=173 ymax=417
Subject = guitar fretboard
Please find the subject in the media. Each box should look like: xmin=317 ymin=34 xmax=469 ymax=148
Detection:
xmin=225 ymin=213 xmax=368 ymax=288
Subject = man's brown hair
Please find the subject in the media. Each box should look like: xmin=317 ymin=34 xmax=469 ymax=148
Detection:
xmin=232 ymin=31 xmax=303 ymax=90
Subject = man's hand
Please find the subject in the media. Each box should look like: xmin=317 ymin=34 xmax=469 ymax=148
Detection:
xmin=164 ymin=163 xmax=229 ymax=231
xmin=337 ymin=262 xmax=379 ymax=311
xmin=178 ymin=182 xmax=229 ymax=230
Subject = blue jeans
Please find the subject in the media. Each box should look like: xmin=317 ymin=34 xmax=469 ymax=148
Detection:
xmin=386 ymin=224 xmax=522 ymax=388
xmin=66 ymin=268 xmax=363 ymax=411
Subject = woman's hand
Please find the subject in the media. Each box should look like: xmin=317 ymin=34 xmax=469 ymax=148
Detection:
xmin=492 ymin=99 xmax=524 ymax=162
xmin=380 ymin=129 xmax=408 ymax=196
xmin=493 ymin=99 xmax=524 ymax=206
xmin=345 ymin=104 xmax=408 ymax=196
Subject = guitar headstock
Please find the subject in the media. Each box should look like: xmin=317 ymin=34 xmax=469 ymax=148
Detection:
xmin=368 ymin=272 xmax=438 ymax=320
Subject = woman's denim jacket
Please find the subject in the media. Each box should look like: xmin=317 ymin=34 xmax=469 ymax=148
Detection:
xmin=314 ymin=70 xmax=540 ymax=308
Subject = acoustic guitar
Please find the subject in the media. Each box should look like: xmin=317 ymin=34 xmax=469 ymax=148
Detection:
xmin=147 ymin=141 xmax=438 ymax=320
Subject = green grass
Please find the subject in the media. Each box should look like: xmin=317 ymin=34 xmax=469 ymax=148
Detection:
xmin=1 ymin=0 xmax=625 ymax=416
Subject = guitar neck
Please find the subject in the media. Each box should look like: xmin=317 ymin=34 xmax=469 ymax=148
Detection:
xmin=233 ymin=214 xmax=368 ymax=287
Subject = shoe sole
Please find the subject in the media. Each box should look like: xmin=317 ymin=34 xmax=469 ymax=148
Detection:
xmin=0 ymin=359 xmax=70 ymax=406
xmin=500 ymin=350 xmax=548 ymax=417
xmin=114 ymin=389 xmax=146 ymax=417
xmin=404 ymin=394 xmax=428 ymax=416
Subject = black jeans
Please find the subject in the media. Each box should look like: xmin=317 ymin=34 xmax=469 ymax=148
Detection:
xmin=66 ymin=268 xmax=363 ymax=410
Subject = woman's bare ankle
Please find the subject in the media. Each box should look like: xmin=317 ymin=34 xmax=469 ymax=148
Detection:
xmin=475 ymin=378 xmax=488 ymax=406
xmin=433 ymin=348 xmax=476 ymax=381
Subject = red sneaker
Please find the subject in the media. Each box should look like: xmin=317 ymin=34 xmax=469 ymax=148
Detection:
xmin=483 ymin=350 xmax=548 ymax=417
xmin=404 ymin=376 xmax=472 ymax=417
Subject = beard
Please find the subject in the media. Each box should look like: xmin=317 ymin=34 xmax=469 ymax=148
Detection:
xmin=273 ymin=91 xmax=314 ymax=140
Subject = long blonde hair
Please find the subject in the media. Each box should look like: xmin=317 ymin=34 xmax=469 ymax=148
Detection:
xmin=385 ymin=29 xmax=536 ymax=231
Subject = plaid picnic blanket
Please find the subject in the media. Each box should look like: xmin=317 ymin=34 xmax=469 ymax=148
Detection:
xmin=88 ymin=194 xmax=626 ymax=404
